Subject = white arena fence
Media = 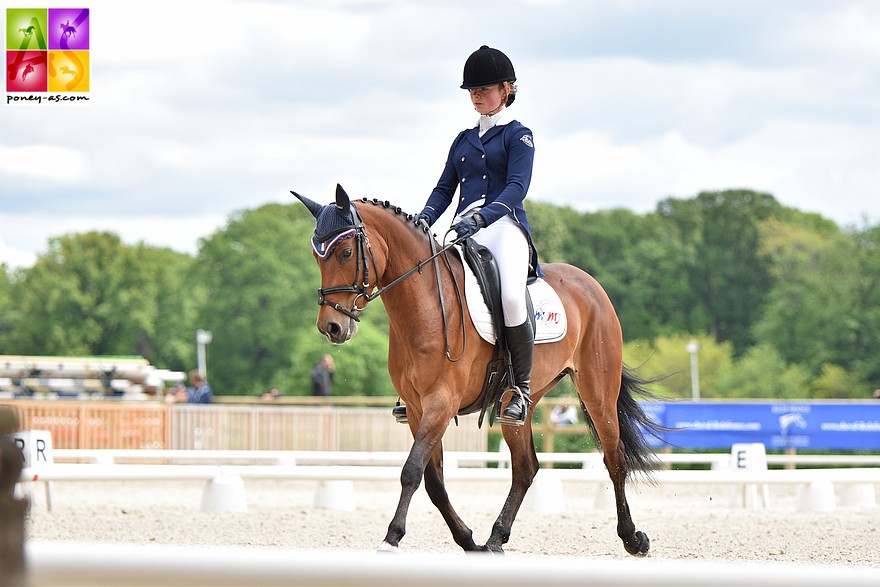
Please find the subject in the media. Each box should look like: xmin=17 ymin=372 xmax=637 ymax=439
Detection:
xmin=24 ymin=542 xmax=880 ymax=587
xmin=18 ymin=447 xmax=880 ymax=514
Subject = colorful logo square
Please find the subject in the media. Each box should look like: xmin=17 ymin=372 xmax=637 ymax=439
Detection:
xmin=6 ymin=50 xmax=47 ymax=92
xmin=48 ymin=50 xmax=88 ymax=92
xmin=5 ymin=7 xmax=90 ymax=97
xmin=48 ymin=8 xmax=89 ymax=51
xmin=6 ymin=8 xmax=48 ymax=51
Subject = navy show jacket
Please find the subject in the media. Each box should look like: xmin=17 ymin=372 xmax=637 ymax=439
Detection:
xmin=423 ymin=119 xmax=542 ymax=277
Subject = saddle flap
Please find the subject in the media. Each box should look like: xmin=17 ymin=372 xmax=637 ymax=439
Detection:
xmin=459 ymin=241 xmax=567 ymax=345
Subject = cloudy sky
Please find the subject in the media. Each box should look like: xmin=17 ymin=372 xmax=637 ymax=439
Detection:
xmin=3 ymin=0 xmax=879 ymax=269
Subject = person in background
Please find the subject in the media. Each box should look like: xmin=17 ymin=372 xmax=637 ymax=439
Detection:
xmin=186 ymin=370 xmax=213 ymax=404
xmin=311 ymin=354 xmax=335 ymax=397
xmin=550 ymin=403 xmax=578 ymax=426
xmin=261 ymin=387 xmax=282 ymax=401
xmin=164 ymin=383 xmax=188 ymax=404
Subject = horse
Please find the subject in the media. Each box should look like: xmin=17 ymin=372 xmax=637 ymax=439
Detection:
xmin=60 ymin=21 xmax=76 ymax=39
xmin=292 ymin=184 xmax=664 ymax=556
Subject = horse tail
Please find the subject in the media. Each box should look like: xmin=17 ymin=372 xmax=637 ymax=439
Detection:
xmin=580 ymin=364 xmax=668 ymax=476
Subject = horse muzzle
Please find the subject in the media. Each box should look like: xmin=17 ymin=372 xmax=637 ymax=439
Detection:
xmin=318 ymin=315 xmax=358 ymax=344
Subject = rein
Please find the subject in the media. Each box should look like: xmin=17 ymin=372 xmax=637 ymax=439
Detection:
xmin=317 ymin=200 xmax=468 ymax=362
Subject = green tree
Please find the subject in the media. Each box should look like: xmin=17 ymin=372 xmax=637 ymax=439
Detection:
xmin=657 ymin=190 xmax=781 ymax=354
xmin=274 ymin=313 xmax=394 ymax=397
xmin=623 ymin=334 xmax=733 ymax=399
xmin=0 ymin=264 xmax=15 ymax=351
xmin=193 ymin=203 xmax=330 ymax=395
xmin=755 ymin=218 xmax=880 ymax=393
xmin=7 ymin=232 xmax=194 ymax=360
xmin=714 ymin=344 xmax=811 ymax=399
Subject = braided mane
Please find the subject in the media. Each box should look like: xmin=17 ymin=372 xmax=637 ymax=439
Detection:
xmin=357 ymin=197 xmax=431 ymax=236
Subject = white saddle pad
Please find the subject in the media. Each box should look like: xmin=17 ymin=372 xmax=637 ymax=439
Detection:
xmin=463 ymin=263 xmax=567 ymax=345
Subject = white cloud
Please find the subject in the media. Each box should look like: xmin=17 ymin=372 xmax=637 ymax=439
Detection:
xmin=0 ymin=144 xmax=90 ymax=182
xmin=0 ymin=211 xmax=229 ymax=269
xmin=1 ymin=0 xmax=879 ymax=269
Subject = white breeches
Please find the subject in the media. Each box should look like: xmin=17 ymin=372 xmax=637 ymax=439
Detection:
xmin=469 ymin=214 xmax=530 ymax=327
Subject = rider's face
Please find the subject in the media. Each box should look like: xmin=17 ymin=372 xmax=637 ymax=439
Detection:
xmin=469 ymin=84 xmax=505 ymax=116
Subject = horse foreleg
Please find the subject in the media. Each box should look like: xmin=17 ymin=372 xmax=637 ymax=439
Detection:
xmin=379 ymin=407 xmax=451 ymax=552
xmin=379 ymin=442 xmax=430 ymax=551
xmin=423 ymin=446 xmax=483 ymax=552
xmin=484 ymin=424 xmax=539 ymax=554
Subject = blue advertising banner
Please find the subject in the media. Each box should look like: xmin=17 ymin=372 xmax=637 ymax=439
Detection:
xmin=642 ymin=402 xmax=880 ymax=451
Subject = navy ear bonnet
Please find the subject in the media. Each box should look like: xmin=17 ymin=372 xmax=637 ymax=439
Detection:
xmin=312 ymin=204 xmax=356 ymax=259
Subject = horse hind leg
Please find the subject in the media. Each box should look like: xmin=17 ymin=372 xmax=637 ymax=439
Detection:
xmin=602 ymin=438 xmax=650 ymax=556
xmin=579 ymin=377 xmax=651 ymax=556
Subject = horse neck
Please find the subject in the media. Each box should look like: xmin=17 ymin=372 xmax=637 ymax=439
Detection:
xmin=360 ymin=204 xmax=460 ymax=316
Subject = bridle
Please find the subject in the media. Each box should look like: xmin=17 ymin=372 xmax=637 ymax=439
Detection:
xmin=314 ymin=203 xmax=375 ymax=322
xmin=316 ymin=199 xmax=467 ymax=361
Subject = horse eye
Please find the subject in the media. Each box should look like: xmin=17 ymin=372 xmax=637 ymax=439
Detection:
xmin=339 ymin=247 xmax=352 ymax=260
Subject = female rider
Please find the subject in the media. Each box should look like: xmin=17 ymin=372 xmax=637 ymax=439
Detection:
xmin=416 ymin=45 xmax=540 ymax=425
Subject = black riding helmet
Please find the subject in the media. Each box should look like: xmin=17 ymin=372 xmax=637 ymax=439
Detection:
xmin=461 ymin=45 xmax=517 ymax=106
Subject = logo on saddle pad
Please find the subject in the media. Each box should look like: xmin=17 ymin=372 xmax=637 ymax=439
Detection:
xmin=464 ymin=269 xmax=567 ymax=345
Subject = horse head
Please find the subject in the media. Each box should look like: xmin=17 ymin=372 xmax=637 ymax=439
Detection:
xmin=291 ymin=184 xmax=373 ymax=344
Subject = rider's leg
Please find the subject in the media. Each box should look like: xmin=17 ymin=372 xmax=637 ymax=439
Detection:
xmin=473 ymin=216 xmax=532 ymax=424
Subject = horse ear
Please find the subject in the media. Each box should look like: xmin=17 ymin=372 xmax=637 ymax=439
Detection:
xmin=335 ymin=184 xmax=351 ymax=211
xmin=290 ymin=190 xmax=322 ymax=219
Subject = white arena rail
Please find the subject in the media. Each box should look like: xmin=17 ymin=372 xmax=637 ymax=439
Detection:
xmin=19 ymin=453 xmax=880 ymax=515
xmin=24 ymin=542 xmax=880 ymax=587
xmin=50 ymin=448 xmax=880 ymax=469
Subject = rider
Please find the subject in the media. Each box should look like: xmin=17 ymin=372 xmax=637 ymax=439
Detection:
xmin=415 ymin=45 xmax=541 ymax=425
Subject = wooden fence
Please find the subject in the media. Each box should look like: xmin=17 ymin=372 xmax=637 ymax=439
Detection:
xmin=0 ymin=400 xmax=487 ymax=452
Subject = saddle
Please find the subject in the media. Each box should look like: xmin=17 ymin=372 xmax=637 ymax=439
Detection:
xmin=393 ymin=237 xmax=567 ymax=427
xmin=456 ymin=237 xmax=534 ymax=427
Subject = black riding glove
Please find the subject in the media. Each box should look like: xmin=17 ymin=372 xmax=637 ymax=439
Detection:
xmin=414 ymin=212 xmax=432 ymax=228
xmin=452 ymin=214 xmax=486 ymax=239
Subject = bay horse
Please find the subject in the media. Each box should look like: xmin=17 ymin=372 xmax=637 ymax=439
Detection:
xmin=293 ymin=184 xmax=663 ymax=556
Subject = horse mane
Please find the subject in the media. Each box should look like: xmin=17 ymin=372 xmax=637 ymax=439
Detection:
xmin=356 ymin=197 xmax=433 ymax=237
xmin=357 ymin=197 xmax=414 ymax=220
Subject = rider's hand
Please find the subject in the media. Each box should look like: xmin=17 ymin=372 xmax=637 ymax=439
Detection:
xmin=452 ymin=214 xmax=486 ymax=239
xmin=414 ymin=212 xmax=432 ymax=228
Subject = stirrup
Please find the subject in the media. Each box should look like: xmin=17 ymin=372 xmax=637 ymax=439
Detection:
xmin=496 ymin=387 xmax=529 ymax=426
xmin=392 ymin=402 xmax=408 ymax=424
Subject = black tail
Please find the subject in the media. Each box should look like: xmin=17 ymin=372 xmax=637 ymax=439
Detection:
xmin=580 ymin=364 xmax=670 ymax=476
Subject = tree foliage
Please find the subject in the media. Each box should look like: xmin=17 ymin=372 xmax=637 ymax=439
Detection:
xmin=1 ymin=232 xmax=196 ymax=369
xmin=2 ymin=189 xmax=878 ymax=398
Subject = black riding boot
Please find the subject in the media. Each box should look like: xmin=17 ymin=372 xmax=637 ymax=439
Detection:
xmin=499 ymin=319 xmax=534 ymax=425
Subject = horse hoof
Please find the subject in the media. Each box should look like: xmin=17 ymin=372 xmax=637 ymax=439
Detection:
xmin=624 ymin=531 xmax=650 ymax=557
xmin=377 ymin=541 xmax=401 ymax=554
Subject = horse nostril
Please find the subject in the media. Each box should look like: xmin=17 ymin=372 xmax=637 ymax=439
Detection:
xmin=327 ymin=322 xmax=342 ymax=339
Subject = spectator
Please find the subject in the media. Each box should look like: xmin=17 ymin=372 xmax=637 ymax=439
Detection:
xmin=164 ymin=383 xmax=188 ymax=404
xmin=311 ymin=355 xmax=335 ymax=397
xmin=550 ymin=403 xmax=577 ymax=426
xmin=186 ymin=370 xmax=213 ymax=404
xmin=261 ymin=387 xmax=282 ymax=401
